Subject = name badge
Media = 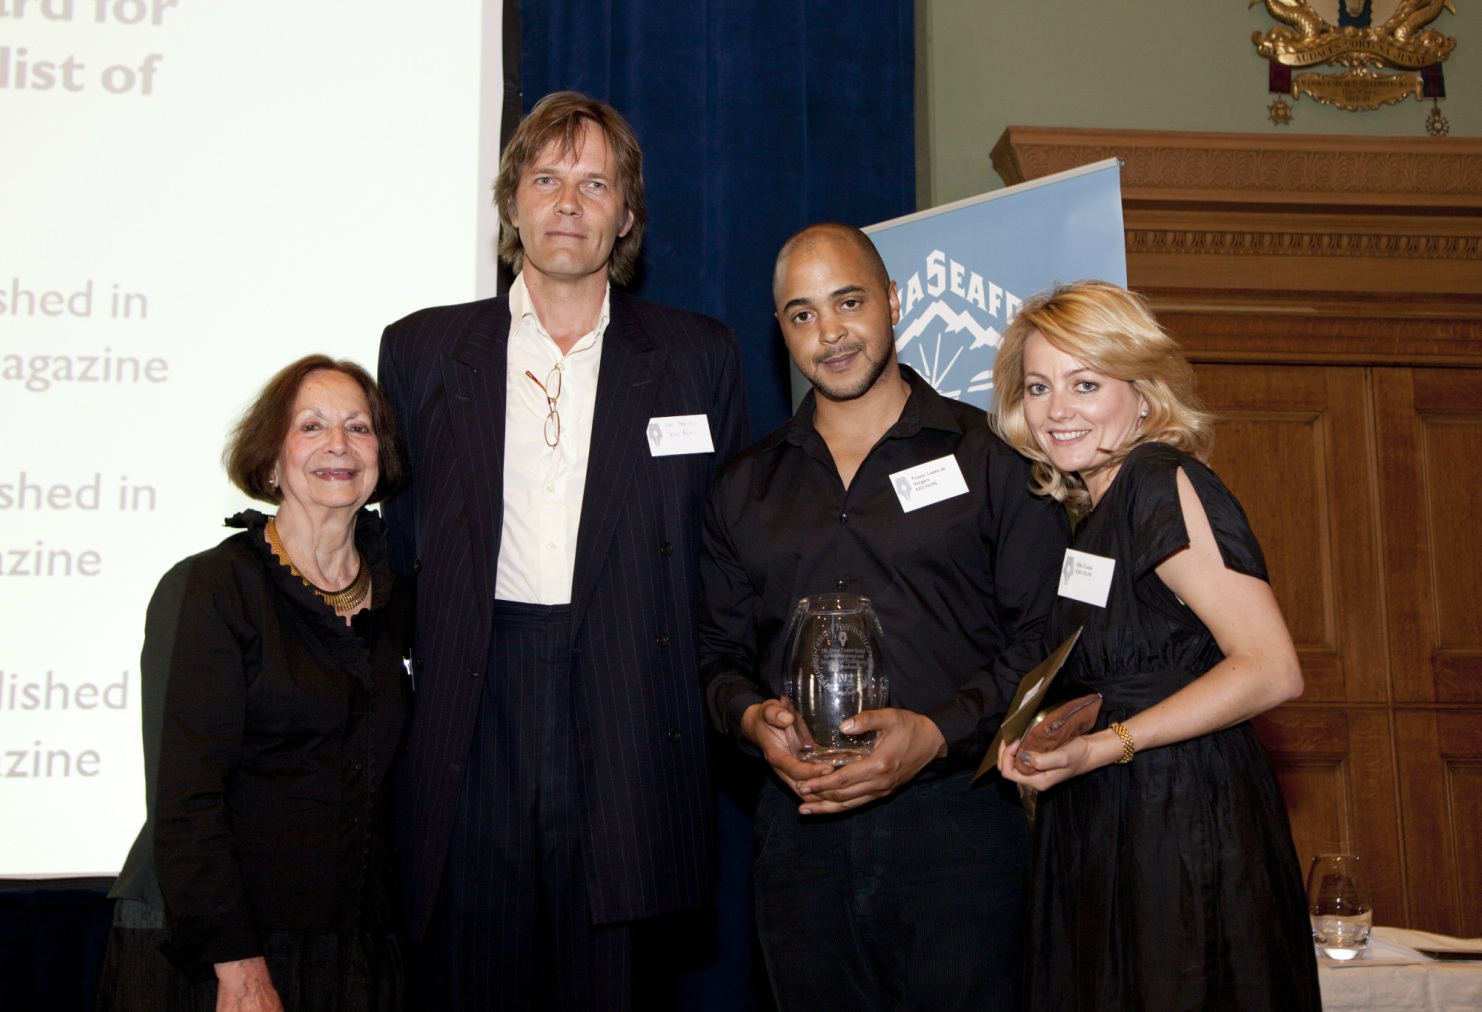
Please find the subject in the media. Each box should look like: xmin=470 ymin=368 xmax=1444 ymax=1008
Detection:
xmin=1058 ymin=548 xmax=1115 ymax=608
xmin=646 ymin=415 xmax=714 ymax=456
xmin=889 ymin=455 xmax=969 ymax=513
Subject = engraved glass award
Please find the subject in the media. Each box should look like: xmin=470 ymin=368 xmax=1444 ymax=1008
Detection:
xmin=782 ymin=594 xmax=887 ymax=765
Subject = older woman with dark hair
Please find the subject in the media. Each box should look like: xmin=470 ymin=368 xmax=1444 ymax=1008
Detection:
xmin=991 ymin=281 xmax=1320 ymax=1010
xmin=98 ymin=355 xmax=412 ymax=1012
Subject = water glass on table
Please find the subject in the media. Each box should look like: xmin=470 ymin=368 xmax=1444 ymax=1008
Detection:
xmin=1307 ymin=853 xmax=1373 ymax=960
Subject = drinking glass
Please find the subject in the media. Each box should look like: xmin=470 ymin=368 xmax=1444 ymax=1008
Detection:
xmin=781 ymin=594 xmax=887 ymax=765
xmin=1306 ymin=853 xmax=1373 ymax=960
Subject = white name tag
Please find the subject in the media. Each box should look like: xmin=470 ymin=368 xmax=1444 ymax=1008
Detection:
xmin=646 ymin=414 xmax=714 ymax=456
xmin=889 ymin=455 xmax=969 ymax=513
xmin=1058 ymin=548 xmax=1115 ymax=608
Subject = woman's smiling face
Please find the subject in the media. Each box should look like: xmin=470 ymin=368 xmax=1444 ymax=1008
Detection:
xmin=1021 ymin=330 xmax=1147 ymax=505
xmin=274 ymin=369 xmax=380 ymax=516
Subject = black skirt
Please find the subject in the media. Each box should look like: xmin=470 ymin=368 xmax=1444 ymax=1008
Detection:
xmin=95 ymin=900 xmax=404 ymax=1012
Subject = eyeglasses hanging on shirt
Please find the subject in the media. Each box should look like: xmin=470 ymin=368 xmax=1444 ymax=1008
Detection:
xmin=524 ymin=366 xmax=562 ymax=448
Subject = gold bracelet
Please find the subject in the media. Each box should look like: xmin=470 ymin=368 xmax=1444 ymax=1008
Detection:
xmin=1109 ymin=722 xmax=1136 ymax=765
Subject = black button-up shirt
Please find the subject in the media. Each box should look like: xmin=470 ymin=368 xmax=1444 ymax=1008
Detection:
xmin=700 ymin=367 xmax=1070 ymax=769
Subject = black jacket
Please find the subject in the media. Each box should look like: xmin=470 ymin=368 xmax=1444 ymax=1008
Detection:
xmin=378 ymin=291 xmax=749 ymax=935
xmin=110 ymin=509 xmax=412 ymax=976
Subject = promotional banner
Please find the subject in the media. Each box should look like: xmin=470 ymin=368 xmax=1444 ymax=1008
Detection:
xmin=0 ymin=0 xmax=502 ymax=877
xmin=864 ymin=159 xmax=1126 ymax=409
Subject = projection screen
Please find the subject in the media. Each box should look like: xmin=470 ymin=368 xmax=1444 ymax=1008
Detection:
xmin=0 ymin=0 xmax=504 ymax=877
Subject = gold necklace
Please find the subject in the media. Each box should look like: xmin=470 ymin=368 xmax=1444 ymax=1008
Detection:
xmin=265 ymin=517 xmax=370 ymax=612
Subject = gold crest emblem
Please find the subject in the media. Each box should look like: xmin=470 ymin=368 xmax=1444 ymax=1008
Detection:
xmin=1251 ymin=0 xmax=1456 ymax=111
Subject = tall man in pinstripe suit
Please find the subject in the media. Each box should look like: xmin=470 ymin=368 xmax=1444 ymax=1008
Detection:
xmin=378 ymin=92 xmax=749 ymax=1010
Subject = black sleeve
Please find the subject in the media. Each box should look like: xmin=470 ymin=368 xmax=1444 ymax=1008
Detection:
xmin=148 ymin=557 xmax=262 ymax=973
xmin=694 ymin=324 xmax=758 ymax=748
xmin=924 ymin=441 xmax=1071 ymax=764
xmin=1123 ymin=445 xmax=1268 ymax=582
xmin=707 ymin=321 xmax=751 ymax=472
xmin=377 ymin=326 xmax=419 ymax=588
xmin=698 ymin=477 xmax=768 ymax=752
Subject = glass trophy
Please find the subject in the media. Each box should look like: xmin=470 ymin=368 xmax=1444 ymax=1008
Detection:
xmin=782 ymin=594 xmax=887 ymax=765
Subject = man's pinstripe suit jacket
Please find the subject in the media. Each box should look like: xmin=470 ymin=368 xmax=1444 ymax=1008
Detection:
xmin=378 ymin=290 xmax=749 ymax=939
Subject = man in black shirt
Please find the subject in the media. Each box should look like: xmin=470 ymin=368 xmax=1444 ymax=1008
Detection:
xmin=700 ymin=223 xmax=1069 ymax=1008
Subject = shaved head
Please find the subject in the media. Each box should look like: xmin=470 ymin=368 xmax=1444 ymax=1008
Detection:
xmin=772 ymin=221 xmax=902 ymax=404
xmin=773 ymin=223 xmax=891 ymax=306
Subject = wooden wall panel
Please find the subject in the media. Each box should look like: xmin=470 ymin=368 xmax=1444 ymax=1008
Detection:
xmin=1253 ymin=707 xmax=1405 ymax=925
xmin=1415 ymin=372 xmax=1482 ymax=705
xmin=1374 ymin=368 xmax=1482 ymax=704
xmin=1424 ymin=418 xmax=1482 ymax=652
xmin=1395 ymin=710 xmax=1482 ymax=936
xmin=1437 ymin=714 xmax=1482 ymax=939
xmin=1194 ymin=364 xmax=1387 ymax=703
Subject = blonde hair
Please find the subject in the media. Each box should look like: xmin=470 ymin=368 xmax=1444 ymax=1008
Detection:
xmin=990 ymin=280 xmax=1212 ymax=519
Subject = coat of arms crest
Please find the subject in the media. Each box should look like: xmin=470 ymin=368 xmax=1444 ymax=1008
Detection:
xmin=1251 ymin=0 xmax=1456 ymax=115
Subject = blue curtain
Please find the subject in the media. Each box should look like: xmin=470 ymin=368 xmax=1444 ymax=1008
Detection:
xmin=522 ymin=0 xmax=916 ymax=438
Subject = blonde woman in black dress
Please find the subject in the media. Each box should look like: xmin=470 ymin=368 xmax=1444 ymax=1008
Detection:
xmin=991 ymin=281 xmax=1320 ymax=1011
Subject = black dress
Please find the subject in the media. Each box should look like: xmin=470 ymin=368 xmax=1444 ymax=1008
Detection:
xmin=1026 ymin=443 xmax=1321 ymax=1011
xmin=97 ymin=509 xmax=412 ymax=1012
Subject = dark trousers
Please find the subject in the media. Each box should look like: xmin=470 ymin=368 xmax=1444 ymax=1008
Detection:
xmin=410 ymin=602 xmax=635 ymax=1011
xmin=752 ymin=770 xmax=1029 ymax=1012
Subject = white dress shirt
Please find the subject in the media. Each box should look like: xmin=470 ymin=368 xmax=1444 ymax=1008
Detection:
xmin=495 ymin=273 xmax=609 ymax=604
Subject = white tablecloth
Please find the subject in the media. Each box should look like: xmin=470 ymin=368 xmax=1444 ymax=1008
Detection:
xmin=1319 ymin=926 xmax=1482 ymax=1012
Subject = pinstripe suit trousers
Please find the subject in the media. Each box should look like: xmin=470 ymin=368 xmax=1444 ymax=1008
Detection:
xmin=412 ymin=602 xmax=634 ymax=1010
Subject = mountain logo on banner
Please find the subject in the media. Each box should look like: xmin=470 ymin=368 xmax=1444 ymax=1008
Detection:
xmin=893 ymin=248 xmax=1022 ymax=403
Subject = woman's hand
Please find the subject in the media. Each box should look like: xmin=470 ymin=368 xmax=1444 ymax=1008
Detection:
xmin=996 ymin=731 xmax=1124 ymax=789
xmin=214 ymin=957 xmax=283 ymax=1012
